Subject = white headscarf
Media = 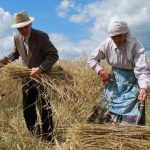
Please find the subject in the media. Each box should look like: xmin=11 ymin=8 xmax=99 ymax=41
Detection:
xmin=108 ymin=20 xmax=128 ymax=36
xmin=108 ymin=20 xmax=136 ymax=60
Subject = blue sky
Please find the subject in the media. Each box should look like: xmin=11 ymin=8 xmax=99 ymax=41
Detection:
xmin=0 ymin=0 xmax=150 ymax=60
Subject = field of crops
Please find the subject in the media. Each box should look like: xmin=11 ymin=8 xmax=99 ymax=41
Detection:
xmin=0 ymin=59 xmax=150 ymax=150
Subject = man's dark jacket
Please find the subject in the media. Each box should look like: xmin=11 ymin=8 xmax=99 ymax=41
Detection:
xmin=8 ymin=28 xmax=59 ymax=72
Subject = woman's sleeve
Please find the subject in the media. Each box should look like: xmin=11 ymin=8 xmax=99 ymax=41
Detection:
xmin=88 ymin=44 xmax=105 ymax=74
xmin=133 ymin=42 xmax=149 ymax=89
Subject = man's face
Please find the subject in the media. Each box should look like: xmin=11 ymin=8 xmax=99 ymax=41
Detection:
xmin=17 ymin=23 xmax=32 ymax=38
xmin=111 ymin=33 xmax=127 ymax=46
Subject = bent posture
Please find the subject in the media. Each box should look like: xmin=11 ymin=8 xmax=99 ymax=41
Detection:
xmin=0 ymin=11 xmax=59 ymax=140
xmin=88 ymin=20 xmax=149 ymax=125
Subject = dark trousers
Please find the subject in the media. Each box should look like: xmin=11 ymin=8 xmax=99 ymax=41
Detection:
xmin=22 ymin=80 xmax=53 ymax=135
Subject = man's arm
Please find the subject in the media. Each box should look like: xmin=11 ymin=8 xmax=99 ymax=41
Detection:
xmin=39 ymin=33 xmax=59 ymax=72
xmin=30 ymin=33 xmax=59 ymax=78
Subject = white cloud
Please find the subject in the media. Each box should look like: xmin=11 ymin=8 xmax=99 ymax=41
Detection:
xmin=0 ymin=1 xmax=150 ymax=60
xmin=58 ymin=0 xmax=74 ymax=10
xmin=0 ymin=8 xmax=13 ymax=37
xmin=49 ymin=33 xmax=85 ymax=59
xmin=0 ymin=35 xmax=13 ymax=56
xmin=68 ymin=0 xmax=150 ymax=39
xmin=0 ymin=8 xmax=13 ymax=57
xmin=56 ymin=0 xmax=76 ymax=17
xmin=49 ymin=32 xmax=102 ymax=60
xmin=69 ymin=12 xmax=89 ymax=23
xmin=56 ymin=0 xmax=150 ymax=59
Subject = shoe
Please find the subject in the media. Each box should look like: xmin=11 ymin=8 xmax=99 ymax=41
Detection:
xmin=30 ymin=124 xmax=41 ymax=136
xmin=41 ymin=133 xmax=53 ymax=142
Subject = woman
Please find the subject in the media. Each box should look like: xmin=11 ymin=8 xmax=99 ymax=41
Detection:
xmin=88 ymin=20 xmax=149 ymax=125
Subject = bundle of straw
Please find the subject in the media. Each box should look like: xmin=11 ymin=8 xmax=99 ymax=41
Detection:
xmin=1 ymin=63 xmax=31 ymax=79
xmin=0 ymin=63 xmax=72 ymax=82
xmin=0 ymin=63 xmax=74 ymax=101
xmin=66 ymin=124 xmax=150 ymax=150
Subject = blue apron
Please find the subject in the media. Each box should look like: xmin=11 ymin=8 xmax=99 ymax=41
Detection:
xmin=103 ymin=68 xmax=142 ymax=124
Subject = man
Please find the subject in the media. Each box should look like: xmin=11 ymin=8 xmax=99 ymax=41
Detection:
xmin=0 ymin=11 xmax=59 ymax=141
xmin=88 ymin=20 xmax=149 ymax=125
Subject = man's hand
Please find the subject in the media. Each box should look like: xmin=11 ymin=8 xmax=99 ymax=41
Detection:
xmin=30 ymin=67 xmax=42 ymax=79
xmin=98 ymin=69 xmax=112 ymax=83
xmin=138 ymin=88 xmax=147 ymax=103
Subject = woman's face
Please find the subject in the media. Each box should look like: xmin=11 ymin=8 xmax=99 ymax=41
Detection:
xmin=17 ymin=23 xmax=32 ymax=38
xmin=111 ymin=33 xmax=127 ymax=46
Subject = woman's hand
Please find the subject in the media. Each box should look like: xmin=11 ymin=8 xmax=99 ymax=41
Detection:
xmin=138 ymin=88 xmax=147 ymax=103
xmin=98 ymin=69 xmax=112 ymax=83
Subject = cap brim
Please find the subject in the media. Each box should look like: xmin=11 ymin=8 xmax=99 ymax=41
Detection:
xmin=11 ymin=17 xmax=34 ymax=28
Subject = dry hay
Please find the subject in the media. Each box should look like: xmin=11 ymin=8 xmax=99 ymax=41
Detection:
xmin=0 ymin=62 xmax=73 ymax=91
xmin=64 ymin=123 xmax=150 ymax=150
xmin=0 ymin=61 xmax=103 ymax=125
xmin=0 ymin=62 xmax=71 ymax=80
xmin=1 ymin=60 xmax=150 ymax=150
